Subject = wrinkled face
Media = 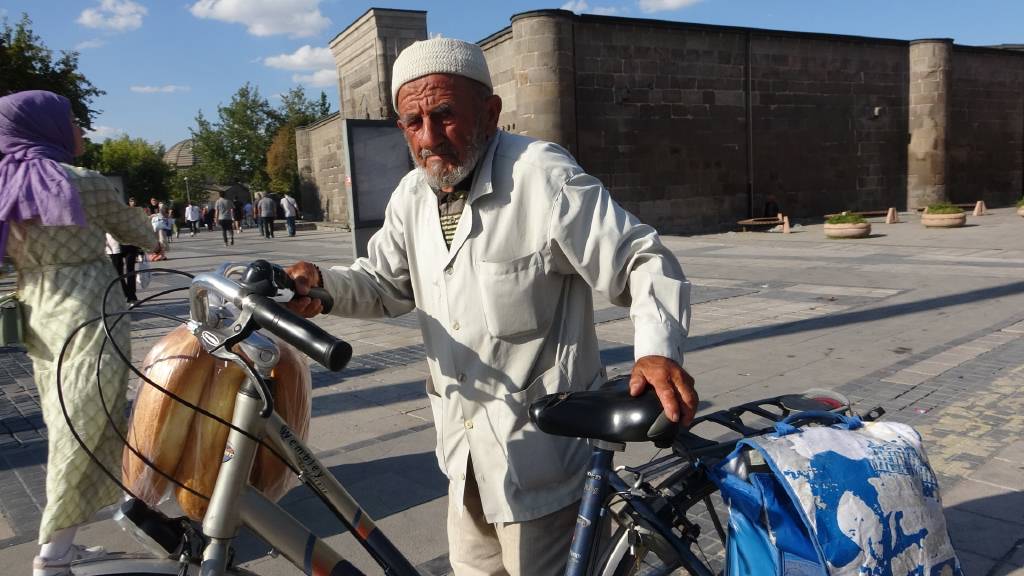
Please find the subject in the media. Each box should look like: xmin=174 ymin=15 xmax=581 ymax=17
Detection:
xmin=396 ymin=74 xmax=501 ymax=190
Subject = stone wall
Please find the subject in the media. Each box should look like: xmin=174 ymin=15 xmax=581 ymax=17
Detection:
xmin=299 ymin=9 xmax=426 ymax=229
xmin=306 ymin=8 xmax=1024 ymax=232
xmin=480 ymin=28 xmax=518 ymax=132
xmin=949 ymin=46 xmax=1024 ymax=207
xmin=296 ymin=113 xmax=344 ymax=223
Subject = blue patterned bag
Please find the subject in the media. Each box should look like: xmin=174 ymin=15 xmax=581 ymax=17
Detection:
xmin=710 ymin=411 xmax=963 ymax=576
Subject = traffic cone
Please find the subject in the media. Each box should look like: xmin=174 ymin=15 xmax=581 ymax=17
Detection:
xmin=782 ymin=216 xmax=791 ymax=234
xmin=973 ymin=201 xmax=986 ymax=216
xmin=885 ymin=207 xmax=899 ymax=224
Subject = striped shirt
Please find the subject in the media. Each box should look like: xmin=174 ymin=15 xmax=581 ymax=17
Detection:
xmin=435 ymin=171 xmax=475 ymax=249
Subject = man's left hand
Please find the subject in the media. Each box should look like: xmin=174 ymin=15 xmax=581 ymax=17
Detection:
xmin=629 ymin=356 xmax=697 ymax=426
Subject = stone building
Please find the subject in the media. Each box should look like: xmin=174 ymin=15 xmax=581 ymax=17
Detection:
xmin=297 ymin=8 xmax=1024 ymax=233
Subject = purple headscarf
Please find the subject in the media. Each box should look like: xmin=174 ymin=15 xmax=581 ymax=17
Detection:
xmin=0 ymin=90 xmax=88 ymax=260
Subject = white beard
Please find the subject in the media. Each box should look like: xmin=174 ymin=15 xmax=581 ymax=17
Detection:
xmin=411 ymin=126 xmax=489 ymax=190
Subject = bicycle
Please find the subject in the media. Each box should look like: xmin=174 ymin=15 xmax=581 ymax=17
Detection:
xmin=59 ymin=260 xmax=869 ymax=576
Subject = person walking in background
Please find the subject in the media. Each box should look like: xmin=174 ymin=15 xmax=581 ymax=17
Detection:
xmin=204 ymin=202 xmax=215 ymax=231
xmin=150 ymin=207 xmax=171 ymax=254
xmin=214 ymin=190 xmax=235 ymax=246
xmin=243 ymin=199 xmax=254 ymax=229
xmin=233 ymin=197 xmax=244 ymax=233
xmin=0 ymin=90 xmax=160 ymax=576
xmin=145 ymin=196 xmax=159 ymax=216
xmin=281 ymin=192 xmax=299 ymax=237
xmin=104 ymin=233 xmax=138 ymax=303
xmin=185 ymin=201 xmax=200 ymax=236
xmin=258 ymin=193 xmax=276 ymax=239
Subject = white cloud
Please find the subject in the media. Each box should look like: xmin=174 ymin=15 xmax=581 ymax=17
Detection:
xmin=130 ymin=84 xmax=191 ymax=93
xmin=77 ymin=0 xmax=147 ymax=32
xmin=85 ymin=125 xmax=126 ymax=141
xmin=190 ymin=0 xmax=330 ymax=38
xmin=264 ymin=45 xmax=334 ymax=71
xmin=638 ymin=0 xmax=702 ymax=12
xmin=292 ymin=69 xmax=335 ymax=88
xmin=75 ymin=39 xmax=107 ymax=50
xmin=561 ymin=1 xmax=620 ymax=15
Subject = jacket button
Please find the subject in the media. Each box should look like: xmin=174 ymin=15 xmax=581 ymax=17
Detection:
xmin=464 ymin=419 xmax=474 ymax=430
xmin=445 ymin=266 xmax=454 ymax=275
xmin=452 ymin=321 xmax=460 ymax=331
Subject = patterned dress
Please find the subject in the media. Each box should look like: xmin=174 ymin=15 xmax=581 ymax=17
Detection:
xmin=5 ymin=165 xmax=155 ymax=543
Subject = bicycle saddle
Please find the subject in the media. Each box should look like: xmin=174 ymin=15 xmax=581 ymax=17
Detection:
xmin=529 ymin=376 xmax=678 ymax=447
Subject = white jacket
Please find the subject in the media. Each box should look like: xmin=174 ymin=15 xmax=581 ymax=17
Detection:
xmin=321 ymin=131 xmax=690 ymax=522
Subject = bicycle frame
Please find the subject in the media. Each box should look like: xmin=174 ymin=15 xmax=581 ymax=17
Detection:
xmin=197 ymin=369 xmax=419 ymax=576
xmin=566 ymin=442 xmax=714 ymax=576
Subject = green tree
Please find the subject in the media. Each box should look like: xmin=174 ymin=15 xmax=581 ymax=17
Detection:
xmin=264 ymin=87 xmax=331 ymax=195
xmin=266 ymin=124 xmax=296 ymax=194
xmin=0 ymin=14 xmax=104 ymax=129
xmin=94 ymin=136 xmax=172 ymax=202
xmin=189 ymin=83 xmax=276 ymax=190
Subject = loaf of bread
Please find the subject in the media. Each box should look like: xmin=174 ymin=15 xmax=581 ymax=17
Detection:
xmin=250 ymin=339 xmax=311 ymax=499
xmin=122 ymin=324 xmax=312 ymax=521
xmin=174 ymin=360 xmax=246 ymax=520
xmin=122 ymin=325 xmax=214 ymax=506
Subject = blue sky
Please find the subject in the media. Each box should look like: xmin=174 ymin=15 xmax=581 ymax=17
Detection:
xmin=3 ymin=0 xmax=1021 ymax=148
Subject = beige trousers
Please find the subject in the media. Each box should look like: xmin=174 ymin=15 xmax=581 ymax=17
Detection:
xmin=448 ymin=462 xmax=579 ymax=576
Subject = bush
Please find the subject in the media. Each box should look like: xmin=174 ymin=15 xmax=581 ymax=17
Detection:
xmin=926 ymin=203 xmax=964 ymax=214
xmin=1017 ymin=198 xmax=1024 ymax=208
xmin=826 ymin=212 xmax=868 ymax=224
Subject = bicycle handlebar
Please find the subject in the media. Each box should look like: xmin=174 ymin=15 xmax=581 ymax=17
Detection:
xmin=189 ymin=265 xmax=351 ymax=372
xmin=246 ymin=294 xmax=351 ymax=371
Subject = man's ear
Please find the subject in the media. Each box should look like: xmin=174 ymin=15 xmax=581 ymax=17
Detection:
xmin=485 ymin=94 xmax=502 ymax=136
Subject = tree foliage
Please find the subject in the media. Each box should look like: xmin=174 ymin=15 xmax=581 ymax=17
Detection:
xmin=190 ymin=84 xmax=332 ymax=194
xmin=91 ymin=136 xmax=173 ymax=202
xmin=190 ymin=83 xmax=277 ymax=190
xmin=0 ymin=14 xmax=104 ymax=129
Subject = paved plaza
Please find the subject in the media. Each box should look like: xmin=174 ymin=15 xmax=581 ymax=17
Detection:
xmin=2 ymin=210 xmax=1024 ymax=574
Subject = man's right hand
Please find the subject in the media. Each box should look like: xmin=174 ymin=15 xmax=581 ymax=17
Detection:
xmin=284 ymin=261 xmax=323 ymax=318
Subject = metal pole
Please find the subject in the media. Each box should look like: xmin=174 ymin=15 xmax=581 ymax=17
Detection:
xmin=184 ymin=177 xmax=191 ymax=203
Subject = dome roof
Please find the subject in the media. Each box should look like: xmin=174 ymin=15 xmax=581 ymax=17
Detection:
xmin=163 ymin=139 xmax=194 ymax=169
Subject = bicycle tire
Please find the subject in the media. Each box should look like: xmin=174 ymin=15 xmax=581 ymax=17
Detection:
xmin=70 ymin=553 xmax=256 ymax=576
xmin=595 ymin=522 xmax=686 ymax=576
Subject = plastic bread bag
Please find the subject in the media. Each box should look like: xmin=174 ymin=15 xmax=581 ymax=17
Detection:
xmin=123 ymin=325 xmax=313 ymax=520
xmin=122 ymin=324 xmax=214 ymax=507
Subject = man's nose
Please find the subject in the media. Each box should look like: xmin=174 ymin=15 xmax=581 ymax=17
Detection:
xmin=419 ymin=116 xmax=446 ymax=151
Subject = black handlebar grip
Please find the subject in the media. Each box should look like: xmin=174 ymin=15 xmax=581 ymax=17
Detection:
xmin=306 ymin=287 xmax=334 ymax=314
xmin=247 ymin=294 xmax=352 ymax=371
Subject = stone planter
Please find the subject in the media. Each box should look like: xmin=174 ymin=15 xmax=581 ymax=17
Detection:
xmin=1017 ymin=206 xmax=1024 ymax=217
xmin=921 ymin=212 xmax=966 ymax=228
xmin=824 ymin=222 xmax=871 ymax=239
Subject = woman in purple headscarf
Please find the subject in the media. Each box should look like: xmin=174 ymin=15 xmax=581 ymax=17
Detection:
xmin=0 ymin=90 xmax=158 ymax=576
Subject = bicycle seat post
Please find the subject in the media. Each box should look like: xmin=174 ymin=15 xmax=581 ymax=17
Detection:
xmin=565 ymin=439 xmax=623 ymax=576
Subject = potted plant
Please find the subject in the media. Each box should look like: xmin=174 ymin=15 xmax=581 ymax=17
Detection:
xmin=1017 ymin=198 xmax=1024 ymax=217
xmin=824 ymin=212 xmax=871 ymax=238
xmin=921 ymin=203 xmax=966 ymax=228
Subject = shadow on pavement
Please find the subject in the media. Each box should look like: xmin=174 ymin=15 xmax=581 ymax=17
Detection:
xmin=944 ymin=491 xmax=1024 ymax=575
xmin=231 ymin=451 xmax=446 ymax=564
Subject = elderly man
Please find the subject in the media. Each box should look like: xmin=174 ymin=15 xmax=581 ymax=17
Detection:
xmin=285 ymin=37 xmax=695 ymax=576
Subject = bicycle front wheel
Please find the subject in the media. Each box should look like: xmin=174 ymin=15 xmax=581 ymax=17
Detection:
xmin=595 ymin=523 xmax=685 ymax=576
xmin=70 ymin=553 xmax=256 ymax=575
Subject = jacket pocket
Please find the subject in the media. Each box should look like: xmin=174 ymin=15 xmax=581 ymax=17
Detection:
xmin=425 ymin=376 xmax=448 ymax=476
xmin=500 ymin=365 xmax=586 ymax=491
xmin=477 ymin=251 xmax=558 ymax=339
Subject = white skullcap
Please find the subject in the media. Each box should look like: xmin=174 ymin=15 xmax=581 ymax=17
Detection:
xmin=391 ymin=37 xmax=492 ymax=111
